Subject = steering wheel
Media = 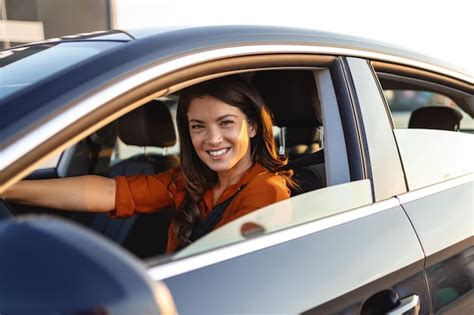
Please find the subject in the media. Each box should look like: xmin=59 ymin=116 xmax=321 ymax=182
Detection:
xmin=0 ymin=198 xmax=14 ymax=221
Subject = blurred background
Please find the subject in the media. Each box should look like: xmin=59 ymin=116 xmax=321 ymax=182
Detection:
xmin=1 ymin=0 xmax=472 ymax=75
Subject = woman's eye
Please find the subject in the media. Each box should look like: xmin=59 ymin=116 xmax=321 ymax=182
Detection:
xmin=190 ymin=124 xmax=204 ymax=130
xmin=221 ymin=120 xmax=234 ymax=126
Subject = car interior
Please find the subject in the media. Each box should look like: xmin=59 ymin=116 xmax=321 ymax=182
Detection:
xmin=9 ymin=69 xmax=328 ymax=259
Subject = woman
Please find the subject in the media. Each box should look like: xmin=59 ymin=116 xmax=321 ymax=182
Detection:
xmin=4 ymin=75 xmax=293 ymax=252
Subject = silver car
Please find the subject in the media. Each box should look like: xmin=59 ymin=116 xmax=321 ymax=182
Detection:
xmin=0 ymin=26 xmax=473 ymax=314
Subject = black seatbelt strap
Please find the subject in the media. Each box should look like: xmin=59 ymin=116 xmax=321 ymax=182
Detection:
xmin=189 ymin=184 xmax=246 ymax=242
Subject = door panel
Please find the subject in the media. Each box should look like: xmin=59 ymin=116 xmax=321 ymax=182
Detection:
xmin=398 ymin=176 xmax=474 ymax=313
xmin=307 ymin=260 xmax=429 ymax=314
xmin=158 ymin=200 xmax=426 ymax=313
xmin=399 ymin=177 xmax=473 ymax=256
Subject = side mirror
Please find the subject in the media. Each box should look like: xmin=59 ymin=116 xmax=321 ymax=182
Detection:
xmin=0 ymin=216 xmax=175 ymax=314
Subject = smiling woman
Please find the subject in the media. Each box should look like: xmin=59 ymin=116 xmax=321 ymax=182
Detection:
xmin=170 ymin=75 xmax=293 ymax=249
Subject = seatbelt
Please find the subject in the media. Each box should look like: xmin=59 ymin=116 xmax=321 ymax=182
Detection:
xmin=176 ymin=184 xmax=246 ymax=250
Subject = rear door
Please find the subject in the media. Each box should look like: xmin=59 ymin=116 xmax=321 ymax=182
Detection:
xmin=372 ymin=62 xmax=474 ymax=313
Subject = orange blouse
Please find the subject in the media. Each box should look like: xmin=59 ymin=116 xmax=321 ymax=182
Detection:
xmin=112 ymin=163 xmax=290 ymax=253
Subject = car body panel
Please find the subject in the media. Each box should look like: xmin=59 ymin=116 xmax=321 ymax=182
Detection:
xmin=398 ymin=174 xmax=473 ymax=313
xmin=157 ymin=200 xmax=425 ymax=313
xmin=397 ymin=174 xmax=473 ymax=257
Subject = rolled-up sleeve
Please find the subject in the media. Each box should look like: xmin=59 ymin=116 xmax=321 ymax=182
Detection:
xmin=110 ymin=169 xmax=177 ymax=218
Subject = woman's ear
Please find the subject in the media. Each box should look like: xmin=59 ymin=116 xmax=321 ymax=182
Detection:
xmin=249 ymin=122 xmax=258 ymax=138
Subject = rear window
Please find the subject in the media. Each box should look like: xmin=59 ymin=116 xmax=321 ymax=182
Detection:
xmin=384 ymin=90 xmax=474 ymax=130
xmin=0 ymin=41 xmax=122 ymax=99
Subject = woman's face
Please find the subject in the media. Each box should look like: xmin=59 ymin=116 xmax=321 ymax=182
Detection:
xmin=187 ymin=95 xmax=256 ymax=175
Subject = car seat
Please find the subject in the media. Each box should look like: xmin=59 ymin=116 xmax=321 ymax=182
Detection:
xmin=408 ymin=106 xmax=463 ymax=131
xmin=106 ymin=99 xmax=179 ymax=176
xmin=92 ymin=100 xmax=179 ymax=258
xmin=285 ymin=126 xmax=322 ymax=160
xmin=252 ymin=70 xmax=326 ymax=195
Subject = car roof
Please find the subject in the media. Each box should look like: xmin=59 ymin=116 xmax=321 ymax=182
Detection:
xmin=125 ymin=25 xmax=472 ymax=80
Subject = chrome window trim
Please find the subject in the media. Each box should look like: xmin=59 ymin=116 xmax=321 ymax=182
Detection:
xmin=396 ymin=172 xmax=474 ymax=204
xmin=2 ymin=43 xmax=471 ymax=172
xmin=147 ymin=197 xmax=399 ymax=281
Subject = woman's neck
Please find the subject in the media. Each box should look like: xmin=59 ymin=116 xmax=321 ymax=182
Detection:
xmin=213 ymin=163 xmax=250 ymax=205
xmin=216 ymin=159 xmax=253 ymax=190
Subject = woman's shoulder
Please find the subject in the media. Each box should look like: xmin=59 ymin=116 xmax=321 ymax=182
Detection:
xmin=246 ymin=165 xmax=289 ymax=194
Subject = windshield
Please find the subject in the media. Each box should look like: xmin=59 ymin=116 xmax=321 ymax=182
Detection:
xmin=0 ymin=41 xmax=123 ymax=99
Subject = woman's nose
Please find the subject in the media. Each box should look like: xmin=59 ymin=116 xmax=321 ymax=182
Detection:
xmin=205 ymin=126 xmax=223 ymax=144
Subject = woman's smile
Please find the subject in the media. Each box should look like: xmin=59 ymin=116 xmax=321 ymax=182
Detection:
xmin=207 ymin=147 xmax=230 ymax=158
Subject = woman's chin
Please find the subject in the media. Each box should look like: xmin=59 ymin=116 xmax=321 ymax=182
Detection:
xmin=206 ymin=161 xmax=232 ymax=173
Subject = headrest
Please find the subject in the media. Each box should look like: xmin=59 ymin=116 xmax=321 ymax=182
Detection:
xmin=252 ymin=70 xmax=322 ymax=127
xmin=118 ymin=100 xmax=176 ymax=147
xmin=285 ymin=126 xmax=320 ymax=146
xmin=408 ymin=106 xmax=463 ymax=131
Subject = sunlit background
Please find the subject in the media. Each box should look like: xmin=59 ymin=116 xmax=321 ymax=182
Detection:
xmin=113 ymin=0 xmax=473 ymax=76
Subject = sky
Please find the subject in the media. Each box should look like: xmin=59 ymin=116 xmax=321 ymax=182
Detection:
xmin=113 ymin=0 xmax=473 ymax=76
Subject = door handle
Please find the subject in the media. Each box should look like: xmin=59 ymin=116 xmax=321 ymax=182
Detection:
xmin=386 ymin=294 xmax=420 ymax=315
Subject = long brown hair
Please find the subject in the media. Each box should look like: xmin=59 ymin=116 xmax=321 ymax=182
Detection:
xmin=174 ymin=75 xmax=293 ymax=247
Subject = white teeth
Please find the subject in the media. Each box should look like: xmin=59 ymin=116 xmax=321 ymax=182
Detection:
xmin=208 ymin=148 xmax=229 ymax=157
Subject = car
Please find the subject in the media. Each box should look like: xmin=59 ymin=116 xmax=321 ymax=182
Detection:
xmin=0 ymin=25 xmax=473 ymax=314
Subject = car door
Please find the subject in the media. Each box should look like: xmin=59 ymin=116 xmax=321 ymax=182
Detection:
xmin=372 ymin=61 xmax=474 ymax=314
xmin=145 ymin=57 xmax=430 ymax=314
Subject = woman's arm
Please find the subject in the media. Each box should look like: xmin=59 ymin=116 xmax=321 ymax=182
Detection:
xmin=3 ymin=175 xmax=116 ymax=213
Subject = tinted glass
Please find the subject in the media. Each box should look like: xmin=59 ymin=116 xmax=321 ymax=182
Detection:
xmin=175 ymin=179 xmax=373 ymax=259
xmin=384 ymin=90 xmax=474 ymax=130
xmin=0 ymin=41 xmax=122 ymax=99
